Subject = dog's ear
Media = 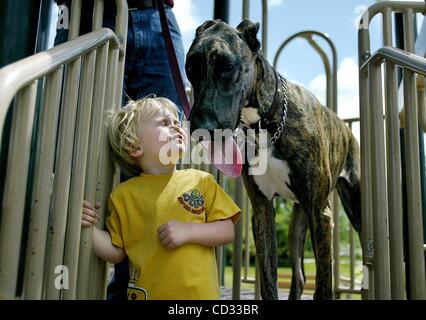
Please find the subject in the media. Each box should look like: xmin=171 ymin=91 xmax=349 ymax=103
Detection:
xmin=237 ymin=19 xmax=261 ymax=53
xmin=196 ymin=20 xmax=221 ymax=37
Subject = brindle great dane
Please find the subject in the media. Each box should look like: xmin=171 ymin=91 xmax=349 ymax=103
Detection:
xmin=186 ymin=19 xmax=361 ymax=300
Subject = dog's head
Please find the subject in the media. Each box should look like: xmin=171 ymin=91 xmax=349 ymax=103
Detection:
xmin=186 ymin=19 xmax=260 ymax=135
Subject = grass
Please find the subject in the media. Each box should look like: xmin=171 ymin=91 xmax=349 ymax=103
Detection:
xmin=222 ymin=258 xmax=363 ymax=300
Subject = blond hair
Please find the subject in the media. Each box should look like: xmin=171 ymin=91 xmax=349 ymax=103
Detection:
xmin=105 ymin=96 xmax=179 ymax=176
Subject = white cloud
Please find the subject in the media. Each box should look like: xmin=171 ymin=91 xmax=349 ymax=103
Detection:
xmin=173 ymin=0 xmax=199 ymax=33
xmin=173 ymin=0 xmax=202 ymax=55
xmin=269 ymin=0 xmax=284 ymax=7
xmin=308 ymin=57 xmax=359 ymax=120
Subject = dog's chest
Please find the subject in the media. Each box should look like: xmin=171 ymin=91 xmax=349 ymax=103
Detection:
xmin=252 ymin=149 xmax=298 ymax=202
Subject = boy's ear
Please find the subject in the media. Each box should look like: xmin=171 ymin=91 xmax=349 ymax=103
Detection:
xmin=129 ymin=147 xmax=144 ymax=158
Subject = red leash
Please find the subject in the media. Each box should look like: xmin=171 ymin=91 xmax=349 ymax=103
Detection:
xmin=155 ymin=0 xmax=243 ymax=177
xmin=156 ymin=0 xmax=191 ymax=119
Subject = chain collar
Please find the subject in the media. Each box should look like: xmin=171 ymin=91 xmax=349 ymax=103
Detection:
xmin=259 ymin=72 xmax=288 ymax=149
xmin=234 ymin=71 xmax=289 ymax=152
xmin=245 ymin=71 xmax=288 ymax=151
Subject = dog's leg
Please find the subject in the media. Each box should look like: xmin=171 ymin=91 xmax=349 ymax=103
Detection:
xmin=336 ymin=134 xmax=361 ymax=235
xmin=305 ymin=206 xmax=333 ymax=300
xmin=252 ymin=201 xmax=278 ymax=300
xmin=243 ymin=172 xmax=278 ymax=300
xmin=288 ymin=203 xmax=308 ymax=300
xmin=336 ymin=179 xmax=361 ymax=239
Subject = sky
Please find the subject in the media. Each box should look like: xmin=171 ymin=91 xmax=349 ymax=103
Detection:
xmin=172 ymin=0 xmax=425 ymax=141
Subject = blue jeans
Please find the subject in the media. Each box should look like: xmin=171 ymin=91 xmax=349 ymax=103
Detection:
xmin=56 ymin=4 xmax=187 ymax=117
xmin=56 ymin=4 xmax=187 ymax=300
xmin=123 ymin=8 xmax=187 ymax=120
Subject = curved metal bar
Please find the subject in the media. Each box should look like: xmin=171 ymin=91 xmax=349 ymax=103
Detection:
xmin=359 ymin=1 xmax=425 ymax=30
xmin=0 ymin=28 xmax=120 ymax=155
xmin=361 ymin=46 xmax=426 ymax=75
xmin=272 ymin=30 xmax=338 ymax=113
xmin=306 ymin=37 xmax=333 ymax=110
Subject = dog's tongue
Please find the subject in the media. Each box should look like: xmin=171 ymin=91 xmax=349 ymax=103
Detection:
xmin=200 ymin=136 xmax=242 ymax=177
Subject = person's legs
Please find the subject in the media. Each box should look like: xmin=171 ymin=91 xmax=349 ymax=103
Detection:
xmin=127 ymin=7 xmax=187 ymax=120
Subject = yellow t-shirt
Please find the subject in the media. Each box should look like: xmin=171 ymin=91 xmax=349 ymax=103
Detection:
xmin=106 ymin=169 xmax=241 ymax=300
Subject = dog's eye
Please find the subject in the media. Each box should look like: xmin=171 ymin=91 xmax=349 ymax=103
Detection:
xmin=186 ymin=52 xmax=207 ymax=82
xmin=222 ymin=63 xmax=235 ymax=73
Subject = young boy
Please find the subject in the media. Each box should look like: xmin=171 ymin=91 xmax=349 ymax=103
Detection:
xmin=82 ymin=97 xmax=240 ymax=300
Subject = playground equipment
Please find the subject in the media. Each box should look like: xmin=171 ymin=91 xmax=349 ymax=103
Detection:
xmin=0 ymin=0 xmax=424 ymax=300
xmin=358 ymin=1 xmax=426 ymax=300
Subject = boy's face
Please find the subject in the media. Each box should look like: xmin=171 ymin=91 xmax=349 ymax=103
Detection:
xmin=137 ymin=108 xmax=188 ymax=164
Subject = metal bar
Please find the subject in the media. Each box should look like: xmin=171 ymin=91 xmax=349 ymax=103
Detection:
xmin=214 ymin=0 xmax=230 ymax=23
xmin=347 ymin=122 xmax=356 ymax=298
xmin=360 ymin=47 xmax=426 ymax=76
xmin=232 ymin=177 xmax=244 ymax=300
xmin=349 ymin=226 xmax=355 ymax=292
xmin=215 ymin=246 xmax=224 ymax=287
xmin=306 ymin=37 xmax=333 ymax=109
xmin=364 ymin=2 xmax=426 ymax=27
xmin=77 ymin=42 xmax=109 ymax=299
xmin=358 ymin=27 xmax=375 ymax=300
xmin=216 ymin=171 xmax=225 ymax=287
xmin=403 ymin=8 xmax=426 ymax=300
xmin=0 ymin=81 xmax=37 ymax=299
xmin=0 ymin=29 xmax=120 ymax=144
xmin=62 ymin=51 xmax=97 ymax=300
xmin=343 ymin=117 xmax=360 ymax=125
xmin=242 ymin=0 xmax=249 ymax=20
xmin=273 ymin=31 xmax=338 ymax=108
xmin=261 ymin=0 xmax=267 ymax=57
xmin=418 ymin=76 xmax=426 ymax=132
xmin=369 ymin=61 xmax=391 ymax=299
xmin=403 ymin=67 xmax=426 ymax=299
xmin=92 ymin=0 xmax=105 ymax=31
xmin=403 ymin=66 xmax=426 ymax=299
xmin=383 ymin=7 xmax=405 ymax=300
xmin=114 ymin=0 xmax=128 ymax=107
xmin=44 ymin=58 xmax=81 ymax=299
xmin=243 ymin=192 xmax=251 ymax=280
xmin=23 ymin=68 xmax=63 ymax=299
xmin=241 ymin=278 xmax=255 ymax=284
xmin=68 ymin=0 xmax=81 ymax=40
xmin=332 ymin=191 xmax=340 ymax=297
xmin=89 ymin=46 xmax=120 ymax=299
xmin=335 ymin=288 xmax=362 ymax=295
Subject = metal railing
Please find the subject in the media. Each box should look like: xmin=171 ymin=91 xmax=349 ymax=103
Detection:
xmin=358 ymin=1 xmax=426 ymax=300
xmin=0 ymin=0 xmax=128 ymax=299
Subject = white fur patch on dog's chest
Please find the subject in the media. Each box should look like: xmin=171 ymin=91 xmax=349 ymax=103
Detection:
xmin=241 ymin=107 xmax=261 ymax=126
xmin=252 ymin=148 xmax=298 ymax=202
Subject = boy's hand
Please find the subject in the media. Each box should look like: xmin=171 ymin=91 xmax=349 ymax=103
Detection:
xmin=157 ymin=220 xmax=189 ymax=250
xmin=82 ymin=200 xmax=101 ymax=227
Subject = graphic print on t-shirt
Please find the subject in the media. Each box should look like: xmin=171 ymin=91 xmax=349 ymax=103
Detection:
xmin=177 ymin=189 xmax=206 ymax=215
